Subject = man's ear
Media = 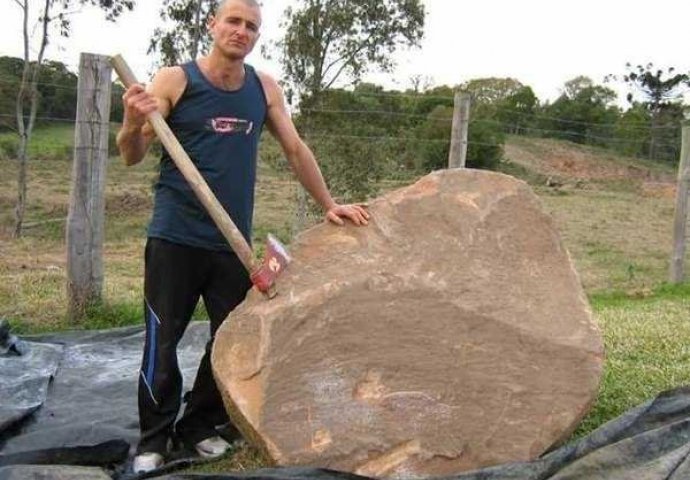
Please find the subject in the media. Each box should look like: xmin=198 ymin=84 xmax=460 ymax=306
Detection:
xmin=207 ymin=15 xmax=216 ymax=37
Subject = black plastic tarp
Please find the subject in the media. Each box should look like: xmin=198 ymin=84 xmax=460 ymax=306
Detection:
xmin=2 ymin=323 xmax=690 ymax=480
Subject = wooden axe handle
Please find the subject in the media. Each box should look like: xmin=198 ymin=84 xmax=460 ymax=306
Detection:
xmin=110 ymin=54 xmax=258 ymax=275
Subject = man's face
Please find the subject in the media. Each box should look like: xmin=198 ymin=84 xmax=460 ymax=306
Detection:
xmin=208 ymin=1 xmax=262 ymax=61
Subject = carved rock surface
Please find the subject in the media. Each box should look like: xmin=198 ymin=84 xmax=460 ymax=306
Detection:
xmin=212 ymin=169 xmax=603 ymax=478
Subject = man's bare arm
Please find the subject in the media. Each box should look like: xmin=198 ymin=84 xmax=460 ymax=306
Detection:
xmin=259 ymin=73 xmax=369 ymax=226
xmin=116 ymin=67 xmax=186 ymax=166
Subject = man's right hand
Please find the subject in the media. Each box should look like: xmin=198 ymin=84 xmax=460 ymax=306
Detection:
xmin=117 ymin=84 xmax=159 ymax=166
xmin=116 ymin=67 xmax=183 ymax=166
xmin=122 ymin=84 xmax=158 ymax=131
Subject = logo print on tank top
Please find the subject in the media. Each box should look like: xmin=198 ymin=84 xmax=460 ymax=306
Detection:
xmin=209 ymin=117 xmax=254 ymax=135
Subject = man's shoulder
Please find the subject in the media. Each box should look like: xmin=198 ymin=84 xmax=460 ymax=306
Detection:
xmin=150 ymin=66 xmax=188 ymax=108
xmin=154 ymin=65 xmax=187 ymax=84
xmin=253 ymin=69 xmax=277 ymax=87
xmin=253 ymin=69 xmax=281 ymax=104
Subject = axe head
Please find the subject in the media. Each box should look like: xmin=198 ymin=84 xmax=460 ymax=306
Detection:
xmin=250 ymin=234 xmax=292 ymax=298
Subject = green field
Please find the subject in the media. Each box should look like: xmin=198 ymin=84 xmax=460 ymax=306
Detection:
xmin=1 ymin=125 xmax=689 ymax=470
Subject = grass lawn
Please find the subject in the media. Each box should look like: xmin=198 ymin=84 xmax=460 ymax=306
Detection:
xmin=575 ymin=283 xmax=690 ymax=435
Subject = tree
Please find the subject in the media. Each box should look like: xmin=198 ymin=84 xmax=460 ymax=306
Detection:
xmin=620 ymin=63 xmax=689 ymax=108
xmin=453 ymin=78 xmax=538 ymax=136
xmin=276 ymin=0 xmax=424 ymax=219
xmin=562 ymin=75 xmax=596 ymax=100
xmin=0 ymin=57 xmax=79 ymax=130
xmin=461 ymin=77 xmax=524 ymax=106
xmin=415 ymin=103 xmax=504 ymax=173
xmin=12 ymin=0 xmax=134 ymax=238
xmin=278 ymin=0 xmax=425 ymax=104
xmin=614 ymin=103 xmax=651 ymax=158
xmin=407 ymin=85 xmax=454 ymax=117
xmin=496 ymin=86 xmax=538 ymax=135
xmin=14 ymin=0 xmax=51 ymax=238
xmin=0 ymin=57 xmax=25 ymax=131
xmin=149 ymin=0 xmax=218 ymax=66
xmin=611 ymin=63 xmax=690 ymax=160
xmin=408 ymin=74 xmax=433 ymax=94
xmin=34 ymin=60 xmax=78 ymax=120
xmin=542 ymin=76 xmax=619 ymax=146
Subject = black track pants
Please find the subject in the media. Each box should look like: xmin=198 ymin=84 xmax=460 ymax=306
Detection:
xmin=137 ymin=238 xmax=251 ymax=455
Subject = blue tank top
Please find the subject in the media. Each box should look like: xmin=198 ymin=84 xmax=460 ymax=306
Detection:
xmin=148 ymin=61 xmax=267 ymax=251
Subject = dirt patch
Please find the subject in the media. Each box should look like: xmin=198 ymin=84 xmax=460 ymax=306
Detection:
xmin=106 ymin=192 xmax=153 ymax=216
xmin=5 ymin=259 xmax=64 ymax=273
xmin=505 ymin=138 xmax=676 ymax=183
xmin=641 ymin=182 xmax=677 ymax=199
xmin=1 ymin=243 xmax=65 ymax=271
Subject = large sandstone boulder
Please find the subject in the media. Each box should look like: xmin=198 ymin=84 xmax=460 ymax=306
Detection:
xmin=212 ymin=169 xmax=603 ymax=478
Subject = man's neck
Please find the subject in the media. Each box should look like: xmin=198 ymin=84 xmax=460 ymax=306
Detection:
xmin=200 ymin=50 xmax=246 ymax=91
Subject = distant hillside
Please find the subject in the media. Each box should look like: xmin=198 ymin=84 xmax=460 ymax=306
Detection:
xmin=501 ymin=135 xmax=678 ymax=197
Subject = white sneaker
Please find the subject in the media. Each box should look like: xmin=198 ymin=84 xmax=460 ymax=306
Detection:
xmin=132 ymin=452 xmax=164 ymax=473
xmin=195 ymin=435 xmax=232 ymax=458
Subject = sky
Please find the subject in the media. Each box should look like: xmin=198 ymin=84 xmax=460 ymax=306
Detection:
xmin=2 ymin=0 xmax=690 ymax=105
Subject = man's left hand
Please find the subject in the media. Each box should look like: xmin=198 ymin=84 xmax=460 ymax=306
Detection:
xmin=326 ymin=204 xmax=370 ymax=226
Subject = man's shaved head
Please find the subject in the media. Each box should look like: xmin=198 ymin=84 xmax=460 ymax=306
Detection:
xmin=208 ymin=0 xmax=262 ymax=60
xmin=216 ymin=0 xmax=261 ymax=14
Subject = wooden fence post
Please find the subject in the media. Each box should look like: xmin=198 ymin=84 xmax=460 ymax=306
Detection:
xmin=670 ymin=126 xmax=690 ymax=284
xmin=66 ymin=53 xmax=112 ymax=318
xmin=448 ymin=92 xmax=471 ymax=168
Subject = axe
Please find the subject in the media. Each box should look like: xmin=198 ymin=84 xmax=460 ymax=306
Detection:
xmin=110 ymin=54 xmax=290 ymax=298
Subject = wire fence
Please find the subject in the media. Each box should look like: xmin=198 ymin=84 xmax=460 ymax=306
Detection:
xmin=0 ymin=114 xmax=682 ymax=151
xmin=0 ymin=79 xmax=685 ymax=169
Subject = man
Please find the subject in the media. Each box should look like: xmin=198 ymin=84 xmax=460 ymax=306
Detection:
xmin=117 ymin=0 xmax=369 ymax=473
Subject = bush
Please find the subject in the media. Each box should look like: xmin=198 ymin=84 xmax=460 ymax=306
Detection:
xmin=108 ymin=129 xmax=118 ymax=156
xmin=314 ymin=136 xmax=386 ymax=203
xmin=466 ymin=121 xmax=505 ymax=170
xmin=58 ymin=143 xmax=74 ymax=161
xmin=0 ymin=136 xmax=19 ymax=160
xmin=413 ymin=106 xmax=505 ymax=172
